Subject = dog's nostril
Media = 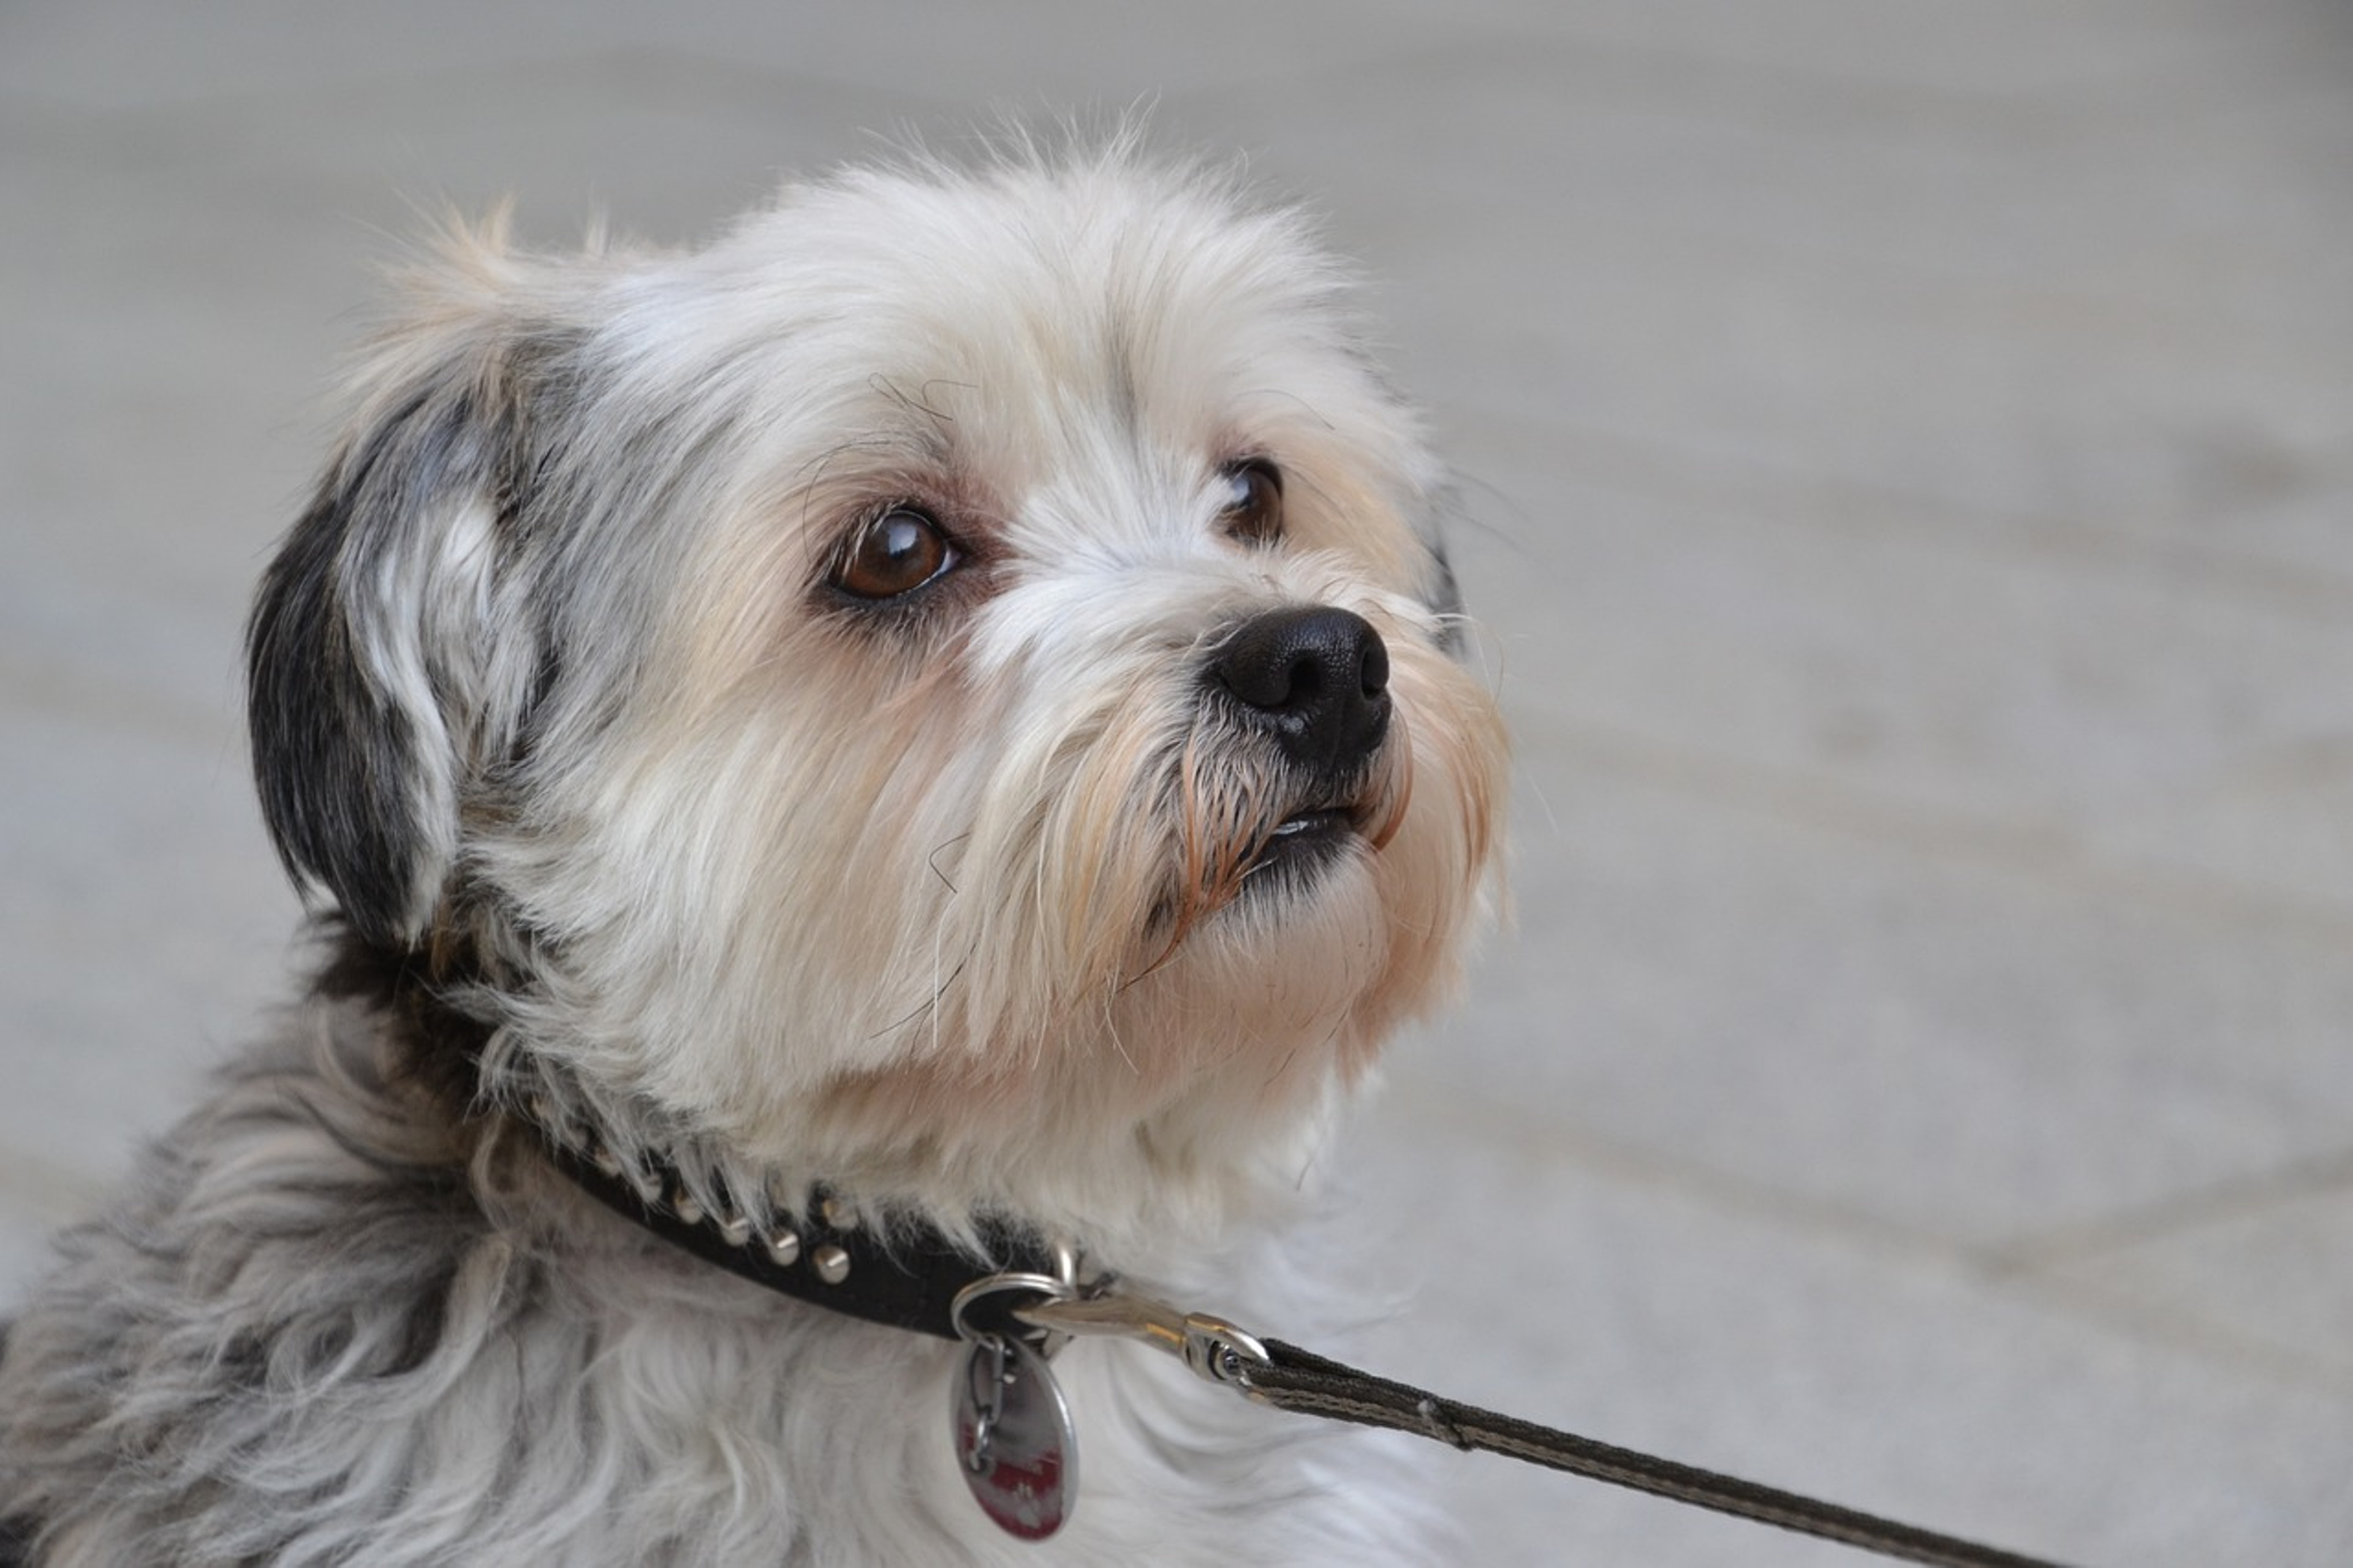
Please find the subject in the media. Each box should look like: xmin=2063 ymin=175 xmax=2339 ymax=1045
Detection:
xmin=1268 ymin=651 xmax=1327 ymax=711
xmin=1358 ymin=633 xmax=1389 ymax=701
xmin=1210 ymin=607 xmax=1390 ymax=772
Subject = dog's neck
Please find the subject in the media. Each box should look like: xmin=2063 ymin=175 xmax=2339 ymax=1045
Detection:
xmin=317 ymin=928 xmax=1068 ymax=1333
xmin=320 ymin=921 xmax=1313 ymax=1294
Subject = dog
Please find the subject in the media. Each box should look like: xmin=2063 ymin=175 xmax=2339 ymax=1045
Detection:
xmin=0 ymin=135 xmax=1506 ymax=1566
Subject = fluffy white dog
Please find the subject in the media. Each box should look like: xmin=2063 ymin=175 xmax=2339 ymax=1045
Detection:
xmin=0 ymin=136 xmax=1506 ymax=1566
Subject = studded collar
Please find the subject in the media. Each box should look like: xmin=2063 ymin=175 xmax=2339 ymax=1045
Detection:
xmin=538 ymin=1129 xmax=1069 ymax=1341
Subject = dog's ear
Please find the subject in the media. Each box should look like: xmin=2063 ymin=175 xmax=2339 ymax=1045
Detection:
xmin=1421 ymin=534 xmax=1467 ymax=657
xmin=247 ymin=271 xmax=551 ymax=949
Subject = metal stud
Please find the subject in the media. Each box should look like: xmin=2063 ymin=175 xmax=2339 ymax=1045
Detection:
xmin=764 ymin=1228 xmax=802 ymax=1267
xmin=820 ymin=1195 xmax=856 ymax=1232
xmin=715 ymin=1212 xmax=753 ymax=1247
xmin=671 ymin=1188 xmax=703 ymax=1225
xmin=591 ymin=1142 xmax=625 ymax=1178
xmin=812 ymin=1244 xmax=852 ymax=1285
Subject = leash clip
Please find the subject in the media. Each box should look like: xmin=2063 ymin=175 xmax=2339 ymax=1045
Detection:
xmin=1013 ymin=1284 xmax=1271 ymax=1388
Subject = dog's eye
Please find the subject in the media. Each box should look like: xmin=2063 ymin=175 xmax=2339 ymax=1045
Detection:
xmin=1218 ymin=460 xmax=1284 ymax=545
xmin=833 ymin=507 xmax=955 ymax=600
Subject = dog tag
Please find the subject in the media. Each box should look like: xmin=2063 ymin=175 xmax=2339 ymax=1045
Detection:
xmin=951 ymin=1333 xmax=1075 ymax=1540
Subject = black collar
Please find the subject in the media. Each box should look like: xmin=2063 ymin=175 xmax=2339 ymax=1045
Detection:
xmin=539 ymin=1132 xmax=1067 ymax=1341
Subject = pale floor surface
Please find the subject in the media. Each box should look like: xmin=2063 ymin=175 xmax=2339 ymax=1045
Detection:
xmin=5 ymin=4 xmax=2352 ymax=1563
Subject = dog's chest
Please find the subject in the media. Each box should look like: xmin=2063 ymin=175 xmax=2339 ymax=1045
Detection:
xmin=550 ymin=1255 xmax=1430 ymax=1566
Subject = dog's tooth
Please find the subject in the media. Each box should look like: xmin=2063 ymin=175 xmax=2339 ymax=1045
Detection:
xmin=811 ymin=1244 xmax=852 ymax=1286
xmin=763 ymin=1228 xmax=801 ymax=1267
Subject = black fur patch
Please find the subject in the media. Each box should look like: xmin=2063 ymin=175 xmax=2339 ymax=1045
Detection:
xmin=246 ymin=353 xmax=547 ymax=948
xmin=316 ymin=920 xmax=496 ymax=1119
xmin=247 ymin=465 xmax=436 ymax=949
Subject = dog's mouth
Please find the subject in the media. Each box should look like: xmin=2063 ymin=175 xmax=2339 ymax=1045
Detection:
xmin=1241 ymin=802 xmax=1368 ymax=887
xmin=1154 ymin=730 xmax=1411 ymax=942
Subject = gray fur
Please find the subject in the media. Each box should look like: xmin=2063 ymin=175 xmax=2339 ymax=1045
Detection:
xmin=0 ymin=968 xmax=1430 ymax=1566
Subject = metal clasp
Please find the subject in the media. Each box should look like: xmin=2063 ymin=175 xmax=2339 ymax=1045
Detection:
xmin=1012 ymin=1285 xmax=1271 ymax=1388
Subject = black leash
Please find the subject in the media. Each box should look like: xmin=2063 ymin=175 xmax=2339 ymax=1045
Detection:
xmin=537 ymin=1126 xmax=2072 ymax=1566
xmin=1014 ymin=1286 xmax=2070 ymax=1568
xmin=1238 ymin=1338 xmax=2061 ymax=1568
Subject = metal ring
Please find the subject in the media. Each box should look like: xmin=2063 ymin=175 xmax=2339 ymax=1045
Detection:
xmin=949 ymin=1271 xmax=1075 ymax=1348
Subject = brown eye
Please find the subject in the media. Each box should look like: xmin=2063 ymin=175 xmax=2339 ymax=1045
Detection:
xmin=833 ymin=506 xmax=955 ymax=600
xmin=1218 ymin=459 xmax=1284 ymax=545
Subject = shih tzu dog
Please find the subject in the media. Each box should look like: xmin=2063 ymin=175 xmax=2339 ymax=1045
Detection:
xmin=0 ymin=136 xmax=1506 ymax=1566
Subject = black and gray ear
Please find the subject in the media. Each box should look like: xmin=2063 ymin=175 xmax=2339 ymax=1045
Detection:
xmin=1407 ymin=472 xmax=1469 ymax=658
xmin=246 ymin=313 xmax=548 ymax=949
xmin=1422 ymin=534 xmax=1466 ymax=657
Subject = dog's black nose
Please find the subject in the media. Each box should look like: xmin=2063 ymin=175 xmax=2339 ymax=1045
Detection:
xmin=1210 ymin=606 xmax=1391 ymax=774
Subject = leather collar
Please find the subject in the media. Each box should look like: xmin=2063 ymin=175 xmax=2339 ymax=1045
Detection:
xmin=540 ymin=1132 xmax=1067 ymax=1341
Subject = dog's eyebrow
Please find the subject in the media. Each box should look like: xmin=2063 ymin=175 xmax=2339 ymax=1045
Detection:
xmin=790 ymin=434 xmax=932 ymax=550
xmin=795 ymin=434 xmax=901 ymax=486
xmin=919 ymin=378 xmax=978 ymax=417
xmin=1233 ymin=385 xmax=1338 ymax=431
xmin=869 ymin=374 xmax=960 ymax=424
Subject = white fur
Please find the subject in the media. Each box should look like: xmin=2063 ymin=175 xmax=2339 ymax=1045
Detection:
xmin=0 ymin=135 xmax=1505 ymax=1566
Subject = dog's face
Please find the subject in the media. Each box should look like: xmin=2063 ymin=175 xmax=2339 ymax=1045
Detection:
xmin=250 ymin=149 xmax=1504 ymax=1222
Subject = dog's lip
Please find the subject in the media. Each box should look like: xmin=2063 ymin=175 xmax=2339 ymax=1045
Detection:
xmin=1241 ymin=802 xmax=1368 ymax=880
xmin=1267 ymin=806 xmax=1354 ymax=840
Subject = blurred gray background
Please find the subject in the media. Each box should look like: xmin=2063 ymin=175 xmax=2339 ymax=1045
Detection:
xmin=6 ymin=3 xmax=2351 ymax=1563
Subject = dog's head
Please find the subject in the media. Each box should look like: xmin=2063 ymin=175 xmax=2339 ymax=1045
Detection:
xmin=249 ymin=143 xmax=1505 ymax=1229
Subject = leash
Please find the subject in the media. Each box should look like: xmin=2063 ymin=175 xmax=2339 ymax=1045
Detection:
xmin=536 ymin=1124 xmax=2069 ymax=1565
xmin=1245 ymin=1339 xmax=2055 ymax=1567
xmin=1010 ymin=1281 xmax=2068 ymax=1568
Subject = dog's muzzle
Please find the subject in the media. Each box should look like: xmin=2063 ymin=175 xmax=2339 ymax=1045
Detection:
xmin=1207 ymin=605 xmax=1393 ymax=880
